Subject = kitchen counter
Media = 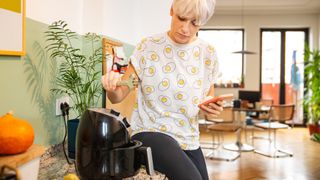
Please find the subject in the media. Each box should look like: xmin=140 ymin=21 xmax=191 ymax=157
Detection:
xmin=38 ymin=143 xmax=166 ymax=179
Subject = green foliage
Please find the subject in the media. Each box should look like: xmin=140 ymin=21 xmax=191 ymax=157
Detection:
xmin=304 ymin=45 xmax=320 ymax=125
xmin=45 ymin=20 xmax=102 ymax=118
xmin=311 ymin=133 xmax=320 ymax=142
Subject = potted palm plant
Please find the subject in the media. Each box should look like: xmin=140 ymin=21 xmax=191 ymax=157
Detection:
xmin=303 ymin=46 xmax=320 ymax=137
xmin=45 ymin=20 xmax=102 ymax=158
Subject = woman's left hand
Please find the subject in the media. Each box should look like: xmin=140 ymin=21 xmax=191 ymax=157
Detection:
xmin=199 ymin=96 xmax=223 ymax=117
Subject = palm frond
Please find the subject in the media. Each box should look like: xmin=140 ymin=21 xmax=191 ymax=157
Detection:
xmin=45 ymin=20 xmax=103 ymax=118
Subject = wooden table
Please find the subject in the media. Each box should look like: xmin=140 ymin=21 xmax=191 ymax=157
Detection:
xmin=232 ymin=108 xmax=270 ymax=113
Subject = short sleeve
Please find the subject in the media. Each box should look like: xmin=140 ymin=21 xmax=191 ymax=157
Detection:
xmin=129 ymin=39 xmax=148 ymax=80
xmin=204 ymin=44 xmax=220 ymax=86
xmin=211 ymin=51 xmax=220 ymax=84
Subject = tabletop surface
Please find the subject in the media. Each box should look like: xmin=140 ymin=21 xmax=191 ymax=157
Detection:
xmin=232 ymin=108 xmax=270 ymax=113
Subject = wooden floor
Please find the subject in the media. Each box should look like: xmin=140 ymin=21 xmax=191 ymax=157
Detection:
xmin=200 ymin=127 xmax=320 ymax=180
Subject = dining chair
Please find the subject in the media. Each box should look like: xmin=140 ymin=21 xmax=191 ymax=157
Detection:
xmin=255 ymin=98 xmax=273 ymax=120
xmin=202 ymin=107 xmax=242 ymax=161
xmin=247 ymin=98 xmax=274 ymax=143
xmin=259 ymin=99 xmax=274 ymax=107
xmin=253 ymin=104 xmax=295 ymax=158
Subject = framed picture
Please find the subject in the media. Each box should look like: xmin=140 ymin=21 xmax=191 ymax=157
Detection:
xmin=0 ymin=0 xmax=26 ymax=56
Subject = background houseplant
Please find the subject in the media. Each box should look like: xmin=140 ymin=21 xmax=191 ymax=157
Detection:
xmin=45 ymin=20 xmax=102 ymax=158
xmin=45 ymin=20 xmax=102 ymax=118
xmin=303 ymin=46 xmax=320 ymax=137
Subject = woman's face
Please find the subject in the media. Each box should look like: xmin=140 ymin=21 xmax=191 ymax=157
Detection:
xmin=168 ymin=8 xmax=200 ymax=44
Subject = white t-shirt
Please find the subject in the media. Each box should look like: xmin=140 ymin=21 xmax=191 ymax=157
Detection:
xmin=129 ymin=32 xmax=219 ymax=150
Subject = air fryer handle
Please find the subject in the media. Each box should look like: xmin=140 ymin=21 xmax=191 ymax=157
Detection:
xmin=138 ymin=146 xmax=154 ymax=176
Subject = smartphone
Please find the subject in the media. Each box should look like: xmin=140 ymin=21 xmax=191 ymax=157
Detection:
xmin=198 ymin=94 xmax=234 ymax=107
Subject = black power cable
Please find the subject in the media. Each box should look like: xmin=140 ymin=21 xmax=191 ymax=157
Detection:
xmin=60 ymin=102 xmax=74 ymax=165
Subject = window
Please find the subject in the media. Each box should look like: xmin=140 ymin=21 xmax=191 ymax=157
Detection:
xmin=198 ymin=29 xmax=244 ymax=88
xmin=260 ymin=28 xmax=308 ymax=125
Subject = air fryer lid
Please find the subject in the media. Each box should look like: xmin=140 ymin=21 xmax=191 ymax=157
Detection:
xmin=79 ymin=108 xmax=130 ymax=150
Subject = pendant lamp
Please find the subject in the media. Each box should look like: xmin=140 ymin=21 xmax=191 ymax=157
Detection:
xmin=233 ymin=50 xmax=256 ymax=54
xmin=232 ymin=0 xmax=256 ymax=55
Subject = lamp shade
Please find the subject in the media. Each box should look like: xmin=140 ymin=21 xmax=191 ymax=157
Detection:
xmin=232 ymin=50 xmax=256 ymax=54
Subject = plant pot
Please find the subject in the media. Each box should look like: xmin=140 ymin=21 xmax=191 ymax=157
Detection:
xmin=68 ymin=118 xmax=80 ymax=159
xmin=233 ymin=83 xmax=240 ymax=88
xmin=308 ymin=123 xmax=320 ymax=135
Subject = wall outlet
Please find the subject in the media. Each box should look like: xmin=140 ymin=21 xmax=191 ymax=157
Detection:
xmin=56 ymin=96 xmax=70 ymax=116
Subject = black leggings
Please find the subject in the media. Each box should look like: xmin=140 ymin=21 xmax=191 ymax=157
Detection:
xmin=132 ymin=132 xmax=209 ymax=180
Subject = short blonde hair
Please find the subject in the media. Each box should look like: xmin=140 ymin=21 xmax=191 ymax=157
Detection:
xmin=172 ymin=0 xmax=216 ymax=26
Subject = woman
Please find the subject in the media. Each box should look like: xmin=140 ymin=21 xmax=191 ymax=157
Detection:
xmin=102 ymin=0 xmax=220 ymax=179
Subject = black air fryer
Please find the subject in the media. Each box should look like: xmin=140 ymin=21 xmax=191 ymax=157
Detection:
xmin=76 ymin=108 xmax=154 ymax=179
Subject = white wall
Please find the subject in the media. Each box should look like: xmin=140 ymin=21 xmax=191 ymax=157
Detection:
xmin=102 ymin=0 xmax=172 ymax=45
xmin=82 ymin=0 xmax=104 ymax=34
xmin=27 ymin=0 xmax=107 ymax=35
xmin=26 ymin=0 xmax=172 ymax=44
xmin=133 ymin=0 xmax=172 ymax=44
xmin=207 ymin=13 xmax=319 ymax=96
xmin=100 ymin=0 xmax=136 ymax=44
xmin=26 ymin=0 xmax=84 ymax=33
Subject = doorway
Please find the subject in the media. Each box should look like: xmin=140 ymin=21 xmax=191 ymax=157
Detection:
xmin=260 ymin=28 xmax=309 ymax=125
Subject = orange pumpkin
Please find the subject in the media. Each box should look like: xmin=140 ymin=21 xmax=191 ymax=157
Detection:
xmin=0 ymin=111 xmax=34 ymax=154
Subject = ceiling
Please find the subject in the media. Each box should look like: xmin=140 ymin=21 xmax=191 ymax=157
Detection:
xmin=215 ymin=0 xmax=320 ymax=15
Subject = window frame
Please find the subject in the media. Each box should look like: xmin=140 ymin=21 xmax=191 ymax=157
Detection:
xmin=198 ymin=28 xmax=245 ymax=88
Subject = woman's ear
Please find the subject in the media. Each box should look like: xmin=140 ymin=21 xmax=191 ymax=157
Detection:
xmin=170 ymin=6 xmax=173 ymax=16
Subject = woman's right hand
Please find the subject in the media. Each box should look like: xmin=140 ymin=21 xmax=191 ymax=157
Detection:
xmin=101 ymin=71 xmax=122 ymax=91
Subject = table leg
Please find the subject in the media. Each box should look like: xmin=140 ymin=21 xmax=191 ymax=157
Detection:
xmin=223 ymin=142 xmax=254 ymax=152
xmin=223 ymin=126 xmax=254 ymax=152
